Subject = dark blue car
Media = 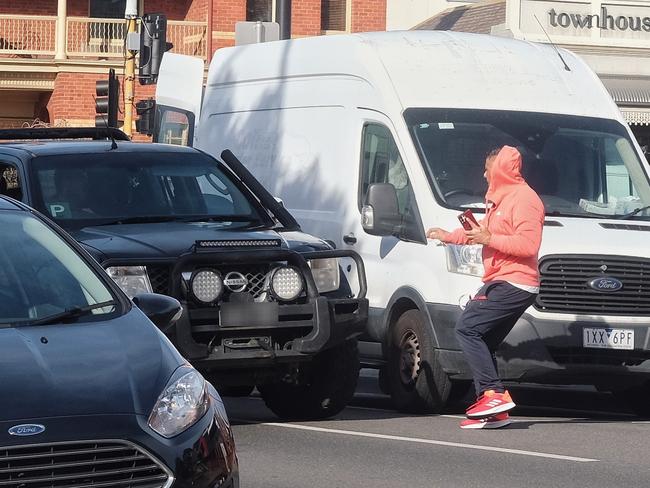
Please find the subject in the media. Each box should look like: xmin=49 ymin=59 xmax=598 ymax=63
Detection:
xmin=0 ymin=128 xmax=368 ymax=420
xmin=0 ymin=196 xmax=238 ymax=488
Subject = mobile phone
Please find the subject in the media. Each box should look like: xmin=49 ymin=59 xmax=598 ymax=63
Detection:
xmin=458 ymin=209 xmax=479 ymax=231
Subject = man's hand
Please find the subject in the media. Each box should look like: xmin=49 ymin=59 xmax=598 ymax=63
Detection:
xmin=426 ymin=227 xmax=449 ymax=241
xmin=465 ymin=221 xmax=491 ymax=245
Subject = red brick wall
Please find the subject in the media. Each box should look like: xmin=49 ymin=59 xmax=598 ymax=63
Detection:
xmin=292 ymin=0 xmax=321 ymax=37
xmin=186 ymin=0 xmax=208 ymax=21
xmin=1 ymin=0 xmax=57 ymax=16
xmin=351 ymin=0 xmax=386 ymax=33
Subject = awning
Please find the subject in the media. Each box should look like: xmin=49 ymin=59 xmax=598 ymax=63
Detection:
xmin=600 ymin=77 xmax=650 ymax=126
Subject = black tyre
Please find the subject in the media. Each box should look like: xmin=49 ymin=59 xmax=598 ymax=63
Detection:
xmin=215 ymin=385 xmax=255 ymax=398
xmin=258 ymin=340 xmax=360 ymax=420
xmin=612 ymin=382 xmax=650 ymax=417
xmin=386 ymin=309 xmax=451 ymax=413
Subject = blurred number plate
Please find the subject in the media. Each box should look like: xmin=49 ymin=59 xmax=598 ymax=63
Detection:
xmin=583 ymin=328 xmax=633 ymax=350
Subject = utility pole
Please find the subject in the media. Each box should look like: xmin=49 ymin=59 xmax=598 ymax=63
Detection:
xmin=123 ymin=0 xmax=138 ymax=137
xmin=275 ymin=0 xmax=292 ymax=40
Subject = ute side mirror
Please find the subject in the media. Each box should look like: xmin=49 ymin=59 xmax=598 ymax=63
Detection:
xmin=132 ymin=293 xmax=182 ymax=332
xmin=361 ymin=183 xmax=402 ymax=237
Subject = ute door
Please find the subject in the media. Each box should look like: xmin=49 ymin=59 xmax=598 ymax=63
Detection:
xmin=154 ymin=53 xmax=204 ymax=146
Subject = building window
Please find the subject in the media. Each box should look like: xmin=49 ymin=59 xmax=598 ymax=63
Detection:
xmin=321 ymin=0 xmax=347 ymax=31
xmin=247 ymin=0 xmax=273 ymax=22
xmin=88 ymin=0 xmax=126 ymax=53
xmin=89 ymin=0 xmax=127 ymax=19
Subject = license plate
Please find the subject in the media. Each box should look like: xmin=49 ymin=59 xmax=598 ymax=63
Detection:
xmin=583 ymin=328 xmax=634 ymax=350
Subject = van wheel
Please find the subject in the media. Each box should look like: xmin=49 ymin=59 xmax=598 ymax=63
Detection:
xmin=387 ymin=310 xmax=451 ymax=413
xmin=258 ymin=340 xmax=360 ymax=420
xmin=612 ymin=383 xmax=650 ymax=417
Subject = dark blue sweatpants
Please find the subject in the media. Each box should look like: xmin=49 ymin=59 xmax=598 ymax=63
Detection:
xmin=455 ymin=281 xmax=537 ymax=396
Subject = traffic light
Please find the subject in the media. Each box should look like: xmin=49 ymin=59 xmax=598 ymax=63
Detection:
xmin=139 ymin=13 xmax=174 ymax=85
xmin=135 ymin=98 xmax=156 ymax=135
xmin=95 ymin=68 xmax=120 ymax=128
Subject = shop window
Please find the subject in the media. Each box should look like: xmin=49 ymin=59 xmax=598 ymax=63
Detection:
xmin=321 ymin=0 xmax=347 ymax=31
xmin=247 ymin=0 xmax=273 ymax=22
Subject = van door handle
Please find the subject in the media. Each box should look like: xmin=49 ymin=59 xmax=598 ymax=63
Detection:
xmin=343 ymin=233 xmax=357 ymax=245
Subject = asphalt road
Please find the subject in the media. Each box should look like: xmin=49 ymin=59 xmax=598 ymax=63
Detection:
xmin=223 ymin=371 xmax=650 ymax=488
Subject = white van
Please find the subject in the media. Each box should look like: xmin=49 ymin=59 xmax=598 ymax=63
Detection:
xmin=155 ymin=31 xmax=650 ymax=415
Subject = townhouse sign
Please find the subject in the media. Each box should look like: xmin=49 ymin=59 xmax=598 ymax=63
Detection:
xmin=518 ymin=0 xmax=650 ymax=44
xmin=548 ymin=6 xmax=650 ymax=32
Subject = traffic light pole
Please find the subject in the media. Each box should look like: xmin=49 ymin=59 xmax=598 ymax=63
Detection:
xmin=123 ymin=17 xmax=137 ymax=137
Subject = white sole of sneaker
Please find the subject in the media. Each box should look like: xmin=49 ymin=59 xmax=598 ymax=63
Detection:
xmin=460 ymin=418 xmax=512 ymax=430
xmin=466 ymin=402 xmax=516 ymax=419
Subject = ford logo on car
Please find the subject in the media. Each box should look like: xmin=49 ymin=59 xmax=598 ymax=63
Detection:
xmin=588 ymin=277 xmax=623 ymax=292
xmin=8 ymin=424 xmax=45 ymax=436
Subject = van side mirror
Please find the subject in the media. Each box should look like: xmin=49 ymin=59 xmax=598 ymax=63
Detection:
xmin=361 ymin=183 xmax=402 ymax=237
xmin=132 ymin=293 xmax=182 ymax=332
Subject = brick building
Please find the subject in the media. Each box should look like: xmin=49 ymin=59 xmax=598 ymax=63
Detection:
xmin=0 ymin=0 xmax=386 ymax=134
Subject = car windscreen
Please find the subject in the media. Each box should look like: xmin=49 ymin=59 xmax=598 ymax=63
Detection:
xmin=405 ymin=109 xmax=650 ymax=220
xmin=0 ymin=211 xmax=116 ymax=325
xmin=29 ymin=152 xmax=269 ymax=228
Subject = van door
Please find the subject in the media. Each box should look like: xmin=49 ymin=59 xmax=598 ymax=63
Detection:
xmin=153 ymin=53 xmax=204 ymax=146
xmin=344 ymin=110 xmax=426 ymax=318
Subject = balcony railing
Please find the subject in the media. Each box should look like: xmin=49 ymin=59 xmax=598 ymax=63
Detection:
xmin=0 ymin=15 xmax=57 ymax=57
xmin=0 ymin=15 xmax=207 ymax=60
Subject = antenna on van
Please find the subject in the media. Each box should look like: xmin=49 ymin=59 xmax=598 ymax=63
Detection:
xmin=93 ymin=96 xmax=119 ymax=150
xmin=534 ymin=14 xmax=571 ymax=72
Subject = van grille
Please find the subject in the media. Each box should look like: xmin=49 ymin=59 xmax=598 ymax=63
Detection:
xmin=0 ymin=440 xmax=170 ymax=488
xmin=536 ymin=255 xmax=650 ymax=316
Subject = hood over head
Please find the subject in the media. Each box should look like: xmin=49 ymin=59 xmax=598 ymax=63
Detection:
xmin=485 ymin=145 xmax=527 ymax=206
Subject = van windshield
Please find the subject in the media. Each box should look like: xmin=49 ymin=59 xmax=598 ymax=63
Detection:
xmin=405 ymin=109 xmax=650 ymax=220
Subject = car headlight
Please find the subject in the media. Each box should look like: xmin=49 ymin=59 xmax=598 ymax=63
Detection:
xmin=269 ymin=266 xmax=304 ymax=301
xmin=308 ymin=258 xmax=340 ymax=293
xmin=148 ymin=370 xmax=209 ymax=438
xmin=107 ymin=266 xmax=152 ymax=298
xmin=191 ymin=269 xmax=223 ymax=303
xmin=445 ymin=245 xmax=484 ymax=277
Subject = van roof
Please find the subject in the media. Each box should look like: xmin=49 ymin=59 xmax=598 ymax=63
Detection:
xmin=207 ymin=31 xmax=620 ymax=121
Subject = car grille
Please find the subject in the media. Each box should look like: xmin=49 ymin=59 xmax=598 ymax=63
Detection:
xmin=536 ymin=255 xmax=650 ymax=316
xmin=146 ymin=264 xmax=269 ymax=299
xmin=0 ymin=440 xmax=171 ymax=488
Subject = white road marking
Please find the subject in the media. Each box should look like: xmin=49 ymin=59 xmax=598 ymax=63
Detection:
xmin=259 ymin=422 xmax=599 ymax=463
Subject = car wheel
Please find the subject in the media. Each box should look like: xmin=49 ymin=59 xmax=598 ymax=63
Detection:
xmin=386 ymin=309 xmax=451 ymax=413
xmin=215 ymin=385 xmax=256 ymax=398
xmin=258 ymin=340 xmax=360 ymax=420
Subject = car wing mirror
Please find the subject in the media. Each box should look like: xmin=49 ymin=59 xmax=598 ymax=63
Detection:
xmin=132 ymin=293 xmax=182 ymax=333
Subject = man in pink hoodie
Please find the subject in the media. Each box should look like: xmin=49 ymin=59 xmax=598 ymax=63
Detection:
xmin=427 ymin=146 xmax=544 ymax=429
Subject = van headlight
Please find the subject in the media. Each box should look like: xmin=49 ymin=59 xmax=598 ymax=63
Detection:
xmin=106 ymin=266 xmax=153 ymax=298
xmin=445 ymin=245 xmax=484 ymax=277
xmin=148 ymin=370 xmax=209 ymax=438
xmin=308 ymin=258 xmax=340 ymax=293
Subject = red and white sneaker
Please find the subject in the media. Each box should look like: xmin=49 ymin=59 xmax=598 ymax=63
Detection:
xmin=460 ymin=412 xmax=511 ymax=430
xmin=465 ymin=390 xmax=515 ymax=419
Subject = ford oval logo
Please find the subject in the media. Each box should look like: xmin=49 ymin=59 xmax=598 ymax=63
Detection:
xmin=588 ymin=277 xmax=623 ymax=292
xmin=8 ymin=424 xmax=45 ymax=436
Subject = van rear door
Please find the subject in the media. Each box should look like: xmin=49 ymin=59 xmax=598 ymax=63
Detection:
xmin=153 ymin=53 xmax=204 ymax=146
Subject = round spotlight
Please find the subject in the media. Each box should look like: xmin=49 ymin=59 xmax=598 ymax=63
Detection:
xmin=191 ymin=270 xmax=223 ymax=303
xmin=270 ymin=266 xmax=304 ymax=302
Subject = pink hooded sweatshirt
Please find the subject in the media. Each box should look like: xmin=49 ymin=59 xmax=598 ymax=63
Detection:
xmin=442 ymin=146 xmax=545 ymax=287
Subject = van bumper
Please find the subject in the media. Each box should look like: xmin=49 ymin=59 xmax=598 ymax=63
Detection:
xmin=428 ymin=303 xmax=650 ymax=388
